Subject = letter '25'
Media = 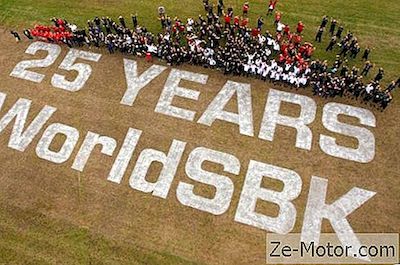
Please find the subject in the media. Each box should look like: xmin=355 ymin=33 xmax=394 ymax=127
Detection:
xmin=10 ymin=42 xmax=101 ymax=92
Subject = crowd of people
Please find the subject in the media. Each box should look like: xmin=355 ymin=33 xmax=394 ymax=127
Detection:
xmin=10 ymin=0 xmax=398 ymax=110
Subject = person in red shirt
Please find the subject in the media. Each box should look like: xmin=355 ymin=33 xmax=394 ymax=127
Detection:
xmin=42 ymin=31 xmax=49 ymax=40
xmin=174 ymin=19 xmax=181 ymax=29
xmin=297 ymin=21 xmax=304 ymax=34
xmin=281 ymin=42 xmax=288 ymax=54
xmin=40 ymin=25 xmax=50 ymax=32
xmin=288 ymin=42 xmax=295 ymax=53
xmin=30 ymin=29 xmax=38 ymax=37
xmin=224 ymin=14 xmax=231 ymax=28
xmin=268 ymin=0 xmax=278 ymax=15
xmin=57 ymin=18 xmax=65 ymax=27
xmin=234 ymin=16 xmax=240 ymax=26
xmin=299 ymin=45 xmax=306 ymax=55
xmin=287 ymin=32 xmax=293 ymax=42
xmin=242 ymin=2 xmax=249 ymax=16
xmin=241 ymin=17 xmax=249 ymax=28
xmin=284 ymin=24 xmax=290 ymax=35
xmin=65 ymin=32 xmax=72 ymax=39
xmin=293 ymin=34 xmax=302 ymax=45
xmin=278 ymin=53 xmax=285 ymax=63
xmin=251 ymin=27 xmax=260 ymax=37
xmin=145 ymin=52 xmax=152 ymax=62
xmin=54 ymin=32 xmax=62 ymax=42
xmin=295 ymin=52 xmax=302 ymax=62
xmin=305 ymin=43 xmax=314 ymax=58
xmin=298 ymin=56 xmax=305 ymax=66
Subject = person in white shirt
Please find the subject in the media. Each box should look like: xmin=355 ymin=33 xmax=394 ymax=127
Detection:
xmin=276 ymin=22 xmax=285 ymax=33
xmin=365 ymin=83 xmax=374 ymax=94
xmin=243 ymin=64 xmax=250 ymax=76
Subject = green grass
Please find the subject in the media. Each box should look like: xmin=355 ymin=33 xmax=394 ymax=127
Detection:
xmin=0 ymin=203 xmax=200 ymax=264
xmin=0 ymin=0 xmax=399 ymax=90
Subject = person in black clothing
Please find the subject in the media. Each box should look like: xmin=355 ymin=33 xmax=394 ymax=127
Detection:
xmin=339 ymin=42 xmax=350 ymax=57
xmin=107 ymin=38 xmax=115 ymax=54
xmin=103 ymin=17 xmax=112 ymax=34
xmin=396 ymin=77 xmax=400 ymax=88
xmin=94 ymin=17 xmax=101 ymax=27
xmin=360 ymin=61 xmax=373 ymax=76
xmin=362 ymin=47 xmax=371 ymax=60
xmin=349 ymin=43 xmax=360 ymax=59
xmin=227 ymin=6 xmax=233 ymax=17
xmin=207 ymin=3 xmax=214 ymax=15
xmin=340 ymin=65 xmax=349 ymax=77
xmin=101 ymin=17 xmax=107 ymax=27
xmin=118 ymin=16 xmax=126 ymax=28
xmin=315 ymin=27 xmax=324 ymax=42
xmin=50 ymin=17 xmax=59 ymax=27
xmin=23 ymin=29 xmax=33 ymax=40
xmin=380 ymin=92 xmax=392 ymax=110
xmin=335 ymin=26 xmax=344 ymax=39
xmin=203 ymin=0 xmax=209 ymax=12
xmin=158 ymin=6 xmax=166 ymax=16
xmin=132 ymin=14 xmax=138 ymax=28
xmin=165 ymin=16 xmax=172 ymax=30
xmin=218 ymin=0 xmax=224 ymax=5
xmin=333 ymin=56 xmax=344 ymax=68
xmin=326 ymin=36 xmax=337 ymax=51
xmin=320 ymin=15 xmax=329 ymax=28
xmin=10 ymin=31 xmax=21 ymax=42
xmin=87 ymin=19 xmax=94 ymax=28
xmin=217 ymin=1 xmax=224 ymax=16
xmin=385 ymin=81 xmax=396 ymax=93
xmin=374 ymin=68 xmax=384 ymax=82
xmin=329 ymin=19 xmax=337 ymax=35
xmin=257 ymin=16 xmax=264 ymax=30
xmin=351 ymin=66 xmax=359 ymax=76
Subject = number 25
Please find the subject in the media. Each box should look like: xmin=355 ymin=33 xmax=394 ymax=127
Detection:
xmin=10 ymin=41 xmax=102 ymax=92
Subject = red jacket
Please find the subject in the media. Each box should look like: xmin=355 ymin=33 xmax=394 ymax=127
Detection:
xmin=284 ymin=25 xmax=290 ymax=34
xmin=241 ymin=18 xmax=249 ymax=27
xmin=251 ymin=28 xmax=260 ymax=36
xmin=278 ymin=54 xmax=286 ymax=63
xmin=293 ymin=34 xmax=302 ymax=44
xmin=57 ymin=18 xmax=65 ymax=26
xmin=297 ymin=22 xmax=304 ymax=33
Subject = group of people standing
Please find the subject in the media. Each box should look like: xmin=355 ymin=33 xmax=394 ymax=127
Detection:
xmin=312 ymin=15 xmax=398 ymax=110
xmin=10 ymin=0 xmax=398 ymax=110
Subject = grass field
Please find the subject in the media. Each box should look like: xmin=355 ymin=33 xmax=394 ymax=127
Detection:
xmin=0 ymin=0 xmax=399 ymax=91
xmin=0 ymin=1 xmax=399 ymax=265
